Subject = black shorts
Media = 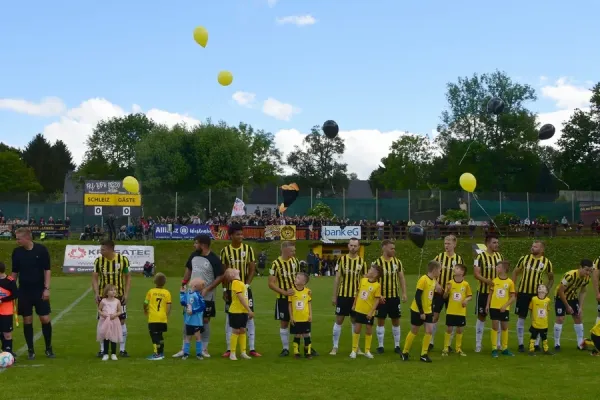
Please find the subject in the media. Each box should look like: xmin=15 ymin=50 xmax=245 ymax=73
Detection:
xmin=514 ymin=293 xmax=535 ymax=318
xmin=410 ymin=310 xmax=433 ymax=326
xmin=475 ymin=292 xmax=488 ymax=316
xmin=554 ymin=298 xmax=580 ymax=317
xmin=335 ymin=296 xmax=355 ymax=317
xmin=290 ymin=321 xmax=311 ymax=335
xmin=432 ymin=293 xmax=449 ymax=314
xmin=597 ymin=301 xmax=600 ymax=313
xmin=148 ymin=322 xmax=168 ymax=333
xmin=445 ymin=314 xmax=466 ymax=327
xmin=529 ymin=326 xmax=548 ymax=339
xmin=489 ymin=308 xmax=509 ymax=321
xmin=0 ymin=315 xmax=13 ymax=332
xmin=275 ymin=298 xmax=290 ymax=322
xmin=229 ymin=313 xmax=249 ymax=330
xmin=591 ymin=334 xmax=600 ymax=351
xmin=225 ymin=288 xmax=255 ymax=313
xmin=204 ymin=301 xmax=216 ymax=318
xmin=353 ymin=312 xmax=374 ymax=326
xmin=376 ymin=297 xmax=401 ymax=319
xmin=185 ymin=324 xmax=205 ymax=336
xmin=18 ymin=292 xmax=51 ymax=317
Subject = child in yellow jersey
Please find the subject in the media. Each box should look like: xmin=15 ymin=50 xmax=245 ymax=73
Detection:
xmin=588 ymin=321 xmax=600 ymax=356
xmin=143 ymin=273 xmax=172 ymax=360
xmin=288 ymin=272 xmax=313 ymax=359
xmin=442 ymin=264 xmax=472 ymax=356
xmin=485 ymin=261 xmax=516 ymax=357
xmin=401 ymin=260 xmax=442 ymax=363
xmin=226 ymin=269 xmax=254 ymax=361
xmin=527 ymin=284 xmax=553 ymax=356
xmin=350 ymin=265 xmax=383 ymax=359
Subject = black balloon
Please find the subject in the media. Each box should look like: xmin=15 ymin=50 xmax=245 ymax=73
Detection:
xmin=538 ymin=124 xmax=556 ymax=140
xmin=486 ymin=97 xmax=505 ymax=115
xmin=322 ymin=120 xmax=339 ymax=139
xmin=408 ymin=225 xmax=426 ymax=249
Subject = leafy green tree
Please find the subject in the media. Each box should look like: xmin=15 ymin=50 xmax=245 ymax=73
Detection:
xmin=0 ymin=152 xmax=43 ymax=192
xmin=83 ymin=113 xmax=156 ymax=177
xmin=21 ymin=134 xmax=74 ymax=193
xmin=432 ymin=71 xmax=546 ymax=193
xmin=236 ymin=122 xmax=283 ymax=185
xmin=286 ymin=125 xmax=349 ymax=195
xmin=554 ymin=83 xmax=600 ymax=190
xmin=0 ymin=142 xmax=21 ymax=155
xmin=369 ymin=135 xmax=433 ymax=190
xmin=307 ymin=202 xmax=334 ymax=219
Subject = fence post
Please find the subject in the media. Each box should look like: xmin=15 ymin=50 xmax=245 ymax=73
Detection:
xmin=175 ymin=192 xmax=178 ymax=218
xmin=241 ymin=185 xmax=244 ymax=200
xmin=310 ymin=188 xmax=313 ymax=209
xmin=343 ymin=187 xmax=346 ymax=220
xmin=275 ymin=186 xmax=279 ymax=208
xmin=467 ymin=192 xmax=471 ymax=219
xmin=408 ymin=189 xmax=411 ymax=220
xmin=209 ymin=188 xmax=212 ymax=214
xmin=499 ymin=191 xmax=502 ymax=214
xmin=375 ymin=188 xmax=379 ymax=221
xmin=64 ymin=192 xmax=67 ymax=220
xmin=26 ymin=192 xmax=30 ymax=221
xmin=571 ymin=191 xmax=575 ymax=223
xmin=438 ymin=189 xmax=442 ymax=217
xmin=526 ymin=192 xmax=530 ymax=220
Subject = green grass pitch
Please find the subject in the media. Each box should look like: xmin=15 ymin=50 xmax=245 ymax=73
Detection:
xmin=2 ymin=275 xmax=598 ymax=400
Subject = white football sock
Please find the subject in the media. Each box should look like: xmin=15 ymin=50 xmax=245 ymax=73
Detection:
xmin=475 ymin=320 xmax=484 ymax=347
xmin=247 ymin=318 xmax=256 ymax=351
xmin=225 ymin=314 xmax=231 ymax=350
xmin=280 ymin=328 xmax=289 ymax=350
xmin=201 ymin=322 xmax=210 ymax=351
xmin=553 ymin=323 xmax=563 ymax=347
xmin=120 ymin=324 xmax=127 ymax=352
xmin=332 ymin=323 xmax=342 ymax=348
xmin=431 ymin=323 xmax=437 ymax=345
xmin=516 ymin=318 xmax=525 ymax=346
xmin=376 ymin=326 xmax=385 ymax=348
xmin=574 ymin=324 xmax=584 ymax=347
xmin=392 ymin=326 xmax=401 ymax=347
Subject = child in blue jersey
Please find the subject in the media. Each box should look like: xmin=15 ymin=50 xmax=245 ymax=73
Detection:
xmin=179 ymin=278 xmax=206 ymax=360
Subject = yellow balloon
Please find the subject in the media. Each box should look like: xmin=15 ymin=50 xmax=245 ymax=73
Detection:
xmin=193 ymin=26 xmax=208 ymax=48
xmin=217 ymin=70 xmax=233 ymax=86
xmin=123 ymin=176 xmax=140 ymax=194
xmin=459 ymin=173 xmax=476 ymax=193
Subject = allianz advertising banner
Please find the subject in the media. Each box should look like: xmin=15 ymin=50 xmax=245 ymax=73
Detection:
xmin=154 ymin=224 xmax=214 ymax=240
xmin=321 ymin=226 xmax=362 ymax=240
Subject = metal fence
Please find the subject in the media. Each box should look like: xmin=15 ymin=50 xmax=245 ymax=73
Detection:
xmin=1 ymin=189 xmax=600 ymax=231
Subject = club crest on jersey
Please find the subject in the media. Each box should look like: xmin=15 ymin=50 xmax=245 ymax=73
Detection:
xmin=368 ymin=286 xmax=373 ymax=292
xmin=452 ymin=260 xmax=457 ymax=266
xmin=503 ymin=284 xmax=508 ymax=289
xmin=241 ymin=251 xmax=246 ymax=258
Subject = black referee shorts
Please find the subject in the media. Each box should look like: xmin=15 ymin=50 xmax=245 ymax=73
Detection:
xmin=18 ymin=292 xmax=51 ymax=317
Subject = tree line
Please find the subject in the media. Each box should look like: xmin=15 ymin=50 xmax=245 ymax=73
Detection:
xmin=1 ymin=70 xmax=599 ymax=200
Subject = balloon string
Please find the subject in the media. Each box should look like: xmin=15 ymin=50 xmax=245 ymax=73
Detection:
xmin=472 ymin=193 xmax=503 ymax=236
xmin=418 ymin=248 xmax=424 ymax=276
xmin=458 ymin=139 xmax=476 ymax=166
xmin=542 ymin=161 xmax=570 ymax=189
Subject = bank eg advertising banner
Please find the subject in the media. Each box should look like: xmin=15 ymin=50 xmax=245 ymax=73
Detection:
xmin=63 ymin=245 xmax=155 ymax=273
xmin=153 ymin=224 xmax=215 ymax=240
xmin=321 ymin=226 xmax=362 ymax=240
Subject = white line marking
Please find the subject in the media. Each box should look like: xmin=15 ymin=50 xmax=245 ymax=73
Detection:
xmin=0 ymin=287 xmax=92 ymax=374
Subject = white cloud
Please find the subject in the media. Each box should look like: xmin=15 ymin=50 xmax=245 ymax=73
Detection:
xmin=6 ymin=97 xmax=201 ymax=166
xmin=232 ymin=91 xmax=256 ymax=108
xmin=538 ymin=78 xmax=591 ymax=147
xmin=262 ymin=98 xmax=301 ymax=121
xmin=275 ymin=15 xmax=317 ymax=26
xmin=267 ymin=0 xmax=278 ymax=7
xmin=0 ymin=96 xmax=66 ymax=116
xmin=274 ymin=128 xmax=425 ymax=179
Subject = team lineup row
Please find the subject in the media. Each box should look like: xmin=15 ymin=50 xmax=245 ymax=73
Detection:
xmin=3 ymin=226 xmax=600 ymax=365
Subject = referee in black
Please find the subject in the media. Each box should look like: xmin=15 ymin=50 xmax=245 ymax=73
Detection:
xmin=11 ymin=227 xmax=55 ymax=359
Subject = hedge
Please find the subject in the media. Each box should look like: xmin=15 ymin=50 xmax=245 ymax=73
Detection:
xmin=1 ymin=237 xmax=598 ymax=277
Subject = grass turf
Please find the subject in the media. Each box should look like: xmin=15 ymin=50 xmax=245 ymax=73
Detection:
xmin=1 ymin=275 xmax=598 ymax=400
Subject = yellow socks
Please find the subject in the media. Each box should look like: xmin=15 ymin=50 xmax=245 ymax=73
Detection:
xmin=365 ymin=334 xmax=372 ymax=353
xmin=352 ymin=333 xmax=360 ymax=352
xmin=529 ymin=339 xmax=535 ymax=352
xmin=239 ymin=333 xmax=247 ymax=354
xmin=231 ymin=333 xmax=239 ymax=354
xmin=403 ymin=331 xmax=416 ymax=354
xmin=456 ymin=333 xmax=463 ymax=352
xmin=491 ymin=329 xmax=498 ymax=349
xmin=542 ymin=339 xmax=549 ymax=352
xmin=421 ymin=334 xmax=432 ymax=356
xmin=501 ymin=329 xmax=508 ymax=351
xmin=443 ymin=332 xmax=451 ymax=351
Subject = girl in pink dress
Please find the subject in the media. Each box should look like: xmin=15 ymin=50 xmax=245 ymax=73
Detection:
xmin=97 ymin=284 xmax=123 ymax=361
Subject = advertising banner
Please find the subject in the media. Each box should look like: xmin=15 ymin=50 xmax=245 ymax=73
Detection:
xmin=264 ymin=225 xmax=297 ymax=240
xmin=153 ymin=224 xmax=214 ymax=240
xmin=62 ymin=245 xmax=154 ymax=273
xmin=321 ymin=226 xmax=362 ymax=240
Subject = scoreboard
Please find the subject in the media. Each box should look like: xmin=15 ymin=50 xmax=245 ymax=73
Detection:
xmin=84 ymin=180 xmax=142 ymax=217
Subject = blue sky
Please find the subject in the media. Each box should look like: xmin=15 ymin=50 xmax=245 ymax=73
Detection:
xmin=0 ymin=0 xmax=598 ymax=178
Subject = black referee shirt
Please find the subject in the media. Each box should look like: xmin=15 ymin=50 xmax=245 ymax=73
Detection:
xmin=11 ymin=243 xmax=51 ymax=293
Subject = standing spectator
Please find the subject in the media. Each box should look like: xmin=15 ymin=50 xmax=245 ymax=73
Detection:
xmin=11 ymin=227 xmax=55 ymax=359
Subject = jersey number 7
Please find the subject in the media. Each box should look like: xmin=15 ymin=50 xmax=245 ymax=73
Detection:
xmin=156 ymin=298 xmax=163 ymax=311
